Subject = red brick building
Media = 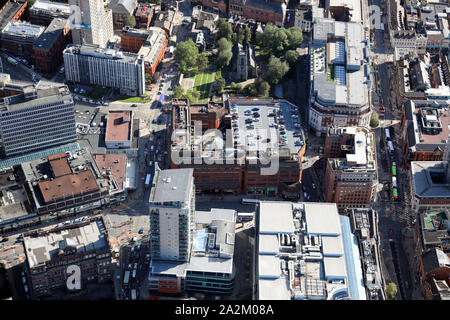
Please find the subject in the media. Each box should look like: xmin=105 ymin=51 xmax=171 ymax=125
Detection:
xmin=33 ymin=18 xmax=72 ymax=74
xmin=170 ymin=98 xmax=305 ymax=196
xmin=228 ymin=0 xmax=286 ymax=25
xmin=134 ymin=4 xmax=153 ymax=29
xmin=120 ymin=27 xmax=166 ymax=76
xmin=322 ymin=127 xmax=377 ymax=211
xmin=0 ymin=0 xmax=27 ymax=31
xmin=201 ymin=0 xmax=227 ymax=15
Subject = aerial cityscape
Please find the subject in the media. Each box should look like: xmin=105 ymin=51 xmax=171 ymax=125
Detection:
xmin=0 ymin=0 xmax=448 ymax=303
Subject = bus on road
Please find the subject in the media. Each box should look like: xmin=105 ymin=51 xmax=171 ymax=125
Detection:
xmin=7 ymin=57 xmax=18 ymax=66
xmin=123 ymin=270 xmax=130 ymax=286
xmin=145 ymin=173 xmax=152 ymax=188
xmin=392 ymin=165 xmax=397 ymax=176
xmin=392 ymin=188 xmax=398 ymax=201
xmin=131 ymin=289 xmax=137 ymax=300
xmin=242 ymin=198 xmax=260 ymax=205
xmin=237 ymin=213 xmax=254 ymax=222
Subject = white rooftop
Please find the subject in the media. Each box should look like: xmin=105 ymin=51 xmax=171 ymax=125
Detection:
xmin=258 ymin=278 xmax=291 ymax=300
xmin=258 ymin=255 xmax=282 ymax=278
xmin=346 ymin=131 xmax=367 ymax=165
xmin=258 ymin=234 xmax=280 ymax=254
xmin=323 ymin=256 xmax=347 ymax=280
xmin=304 ymin=203 xmax=341 ymax=235
xmin=321 ymin=235 xmax=344 ymax=257
xmin=259 ymin=201 xmax=295 ymax=234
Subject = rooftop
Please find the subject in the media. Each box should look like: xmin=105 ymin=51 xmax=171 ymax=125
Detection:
xmin=30 ymin=0 xmax=71 ymax=15
xmin=149 ymin=168 xmax=194 ymax=203
xmin=33 ymin=18 xmax=68 ymax=51
xmin=23 ymin=219 xmax=109 ymax=269
xmin=2 ymin=20 xmax=45 ymax=38
xmin=94 ymin=154 xmax=126 ymax=190
xmin=105 ymin=111 xmax=133 ymax=143
xmin=311 ymin=18 xmax=369 ymax=108
xmin=0 ymin=1 xmax=26 ymax=31
xmin=108 ymin=0 xmax=137 ymax=14
xmin=411 ymin=161 xmax=450 ymax=199
xmin=257 ymin=201 xmax=364 ymax=300
xmin=63 ymin=44 xmax=141 ymax=64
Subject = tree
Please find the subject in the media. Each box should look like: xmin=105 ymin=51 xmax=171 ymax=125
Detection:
xmin=216 ymin=19 xmax=233 ymax=40
xmin=91 ymin=84 xmax=104 ymax=99
xmin=370 ymin=111 xmax=379 ymax=128
xmin=257 ymin=80 xmax=270 ymax=97
xmin=197 ymin=53 xmax=209 ymax=73
xmin=217 ymin=38 xmax=232 ymax=52
xmin=244 ymin=27 xmax=252 ymax=45
xmin=285 ymin=50 xmax=300 ymax=66
xmin=216 ymin=50 xmax=233 ymax=69
xmin=173 ymin=85 xmax=184 ymax=98
xmin=386 ymin=282 xmax=398 ymax=300
xmin=287 ymin=27 xmax=303 ymax=49
xmin=192 ymin=89 xmax=200 ymax=100
xmin=266 ymin=56 xmax=290 ymax=85
xmin=123 ymin=15 xmax=136 ymax=28
xmin=213 ymin=77 xmax=226 ymax=95
xmin=182 ymin=93 xmax=194 ymax=103
xmin=236 ymin=28 xmax=245 ymax=45
xmin=174 ymin=39 xmax=199 ymax=74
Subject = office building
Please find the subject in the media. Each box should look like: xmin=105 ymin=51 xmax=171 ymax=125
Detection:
xmin=69 ymin=0 xmax=113 ymax=48
xmin=309 ymin=18 xmax=371 ymax=136
xmin=149 ymin=168 xmax=195 ymax=262
xmin=29 ymin=0 xmax=71 ymax=26
xmin=1 ymin=21 xmax=45 ymax=59
xmin=323 ymin=127 xmax=377 ymax=210
xmin=410 ymin=161 xmax=450 ymax=213
xmin=33 ymin=18 xmax=72 ymax=74
xmin=23 ymin=217 xmax=112 ymax=297
xmin=149 ymin=207 xmax=236 ymax=295
xmin=22 ymin=150 xmax=112 ymax=217
xmin=63 ymin=44 xmax=145 ymax=96
xmin=120 ymin=27 xmax=166 ymax=76
xmin=169 ymin=98 xmax=306 ymax=196
xmin=401 ymin=100 xmax=449 ymax=163
xmin=256 ymin=201 xmax=365 ymax=300
xmin=0 ymin=83 xmax=77 ymax=159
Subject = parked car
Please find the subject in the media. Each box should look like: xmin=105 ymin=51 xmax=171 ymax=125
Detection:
xmin=138 ymin=228 xmax=144 ymax=234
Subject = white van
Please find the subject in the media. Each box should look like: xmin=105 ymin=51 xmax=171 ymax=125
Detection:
xmin=132 ymin=270 xmax=136 ymax=278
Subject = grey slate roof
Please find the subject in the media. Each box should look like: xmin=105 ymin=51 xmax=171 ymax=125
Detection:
xmin=108 ymin=0 xmax=137 ymax=15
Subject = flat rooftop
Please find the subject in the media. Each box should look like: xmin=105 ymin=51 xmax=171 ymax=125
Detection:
xmin=94 ymin=154 xmax=126 ymax=190
xmin=2 ymin=20 xmax=45 ymax=38
xmin=33 ymin=18 xmax=68 ymax=51
xmin=411 ymin=161 xmax=450 ymax=199
xmin=149 ymin=168 xmax=194 ymax=203
xmin=229 ymin=99 xmax=305 ymax=156
xmin=257 ymin=201 xmax=363 ymax=300
xmin=105 ymin=111 xmax=132 ymax=143
xmin=30 ymin=0 xmax=71 ymax=15
xmin=64 ymin=44 xmax=140 ymax=63
xmin=23 ymin=219 xmax=109 ymax=269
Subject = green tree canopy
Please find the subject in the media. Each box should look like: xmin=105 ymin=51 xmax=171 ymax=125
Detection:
xmin=287 ymin=27 xmax=303 ymax=49
xmin=244 ymin=27 xmax=252 ymax=45
xmin=216 ymin=50 xmax=233 ymax=69
xmin=174 ymin=39 xmax=199 ymax=74
xmin=173 ymin=85 xmax=184 ymax=99
xmin=370 ymin=111 xmax=379 ymax=128
xmin=197 ymin=53 xmax=209 ymax=73
xmin=386 ymin=282 xmax=398 ymax=300
xmin=217 ymin=37 xmax=232 ymax=52
xmin=191 ymin=90 xmax=201 ymax=100
xmin=123 ymin=15 xmax=136 ymax=28
xmin=216 ymin=19 xmax=233 ymax=40
xmin=266 ymin=56 xmax=290 ymax=85
xmin=213 ymin=76 xmax=226 ymax=95
xmin=257 ymin=80 xmax=270 ymax=97
xmin=285 ymin=50 xmax=300 ymax=66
